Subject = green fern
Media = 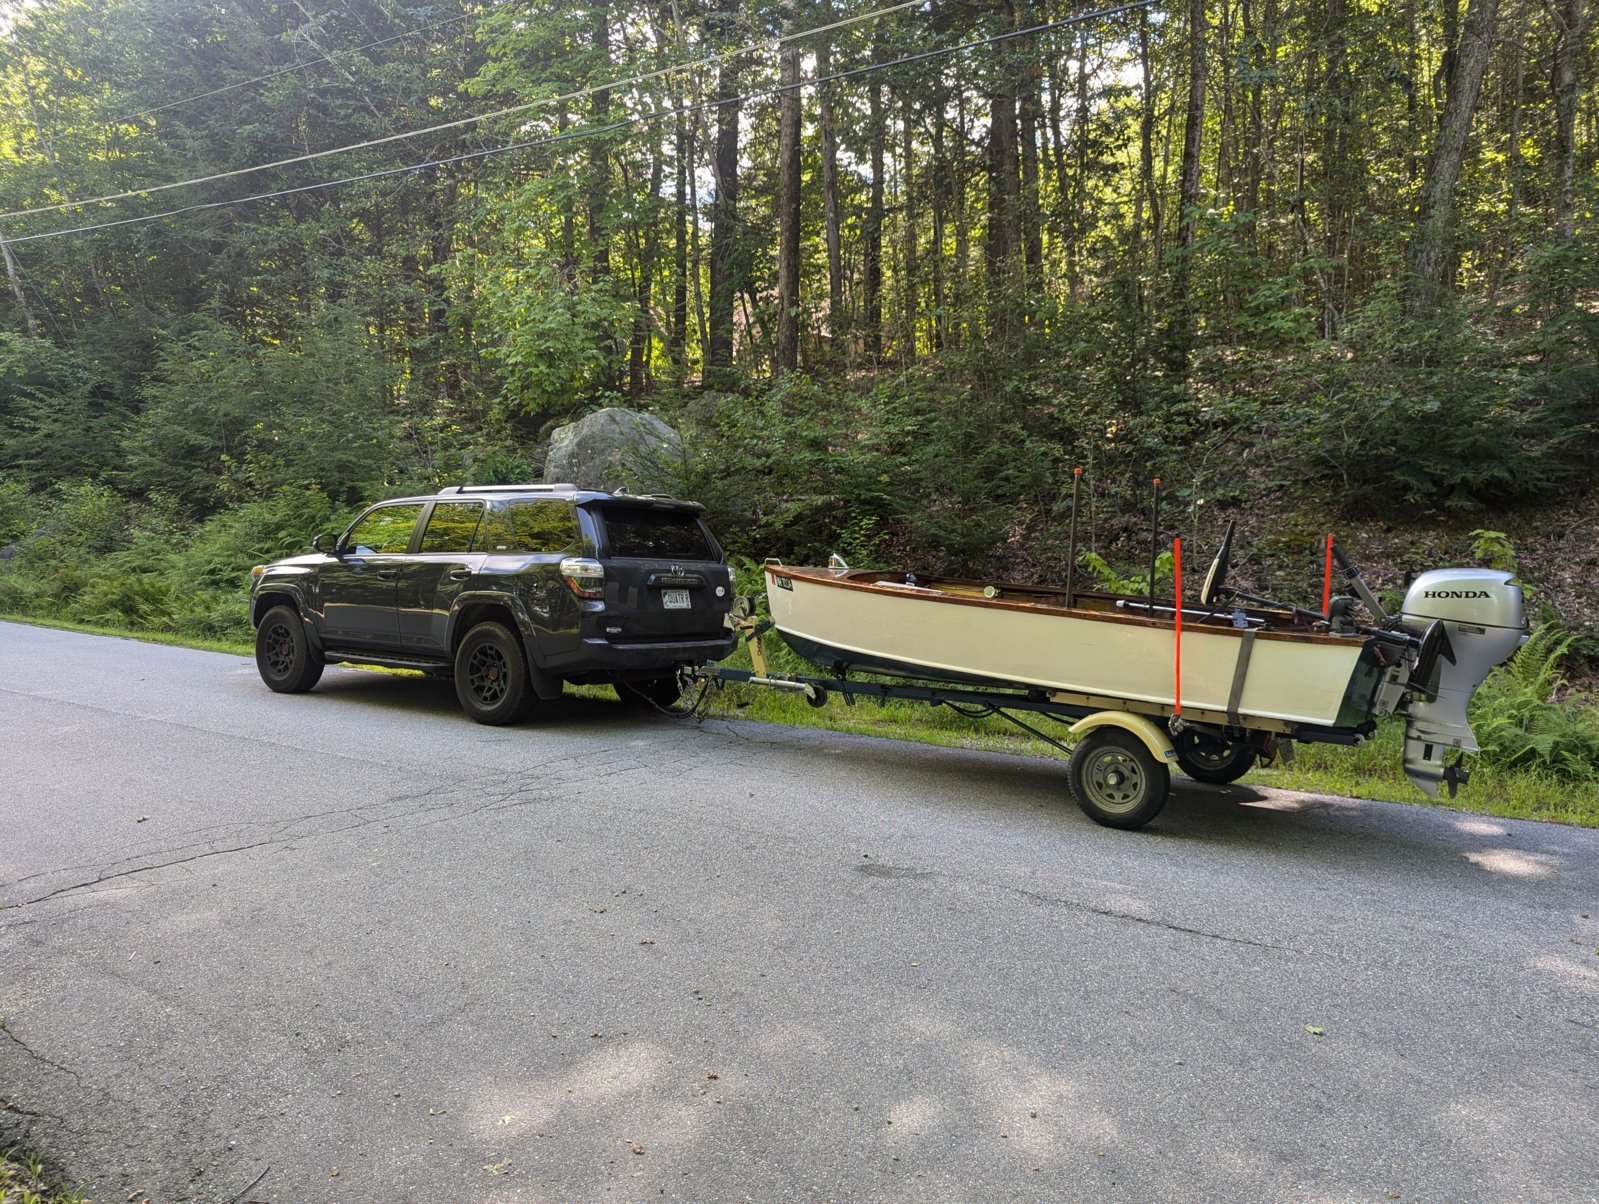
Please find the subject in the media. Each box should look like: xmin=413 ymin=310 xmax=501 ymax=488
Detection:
xmin=1470 ymin=625 xmax=1599 ymax=781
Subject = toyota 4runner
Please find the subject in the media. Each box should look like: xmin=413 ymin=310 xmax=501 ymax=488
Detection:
xmin=249 ymin=484 xmax=737 ymax=723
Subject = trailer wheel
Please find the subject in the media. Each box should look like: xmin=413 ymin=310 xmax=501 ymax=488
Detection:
xmin=1069 ymin=729 xmax=1171 ymax=830
xmin=1174 ymin=729 xmax=1256 ymax=785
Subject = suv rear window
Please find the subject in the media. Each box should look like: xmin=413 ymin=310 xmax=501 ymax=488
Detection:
xmin=598 ymin=505 xmax=716 ymax=560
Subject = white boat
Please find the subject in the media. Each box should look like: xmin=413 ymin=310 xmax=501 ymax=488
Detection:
xmin=761 ymin=545 xmax=1526 ymax=810
xmin=766 ymin=564 xmax=1369 ymax=730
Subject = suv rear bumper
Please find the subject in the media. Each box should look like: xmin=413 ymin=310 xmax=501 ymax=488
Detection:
xmin=548 ymin=633 xmax=736 ymax=683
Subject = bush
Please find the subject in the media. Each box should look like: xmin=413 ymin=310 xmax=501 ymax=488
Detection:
xmin=1293 ymin=296 xmax=1598 ymax=512
xmin=0 ymin=479 xmax=346 ymax=645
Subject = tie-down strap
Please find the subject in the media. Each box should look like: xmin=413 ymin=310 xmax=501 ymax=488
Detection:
xmin=1227 ymin=628 xmax=1257 ymax=728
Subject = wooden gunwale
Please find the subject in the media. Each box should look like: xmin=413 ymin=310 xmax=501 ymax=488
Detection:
xmin=766 ymin=565 xmax=1347 ymax=647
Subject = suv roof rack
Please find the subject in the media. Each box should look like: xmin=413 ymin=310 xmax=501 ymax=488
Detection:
xmin=437 ymin=483 xmax=579 ymax=494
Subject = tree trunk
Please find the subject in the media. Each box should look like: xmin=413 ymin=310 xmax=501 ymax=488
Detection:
xmin=707 ymin=0 xmax=741 ymax=381
xmin=1551 ymin=0 xmax=1586 ymax=263
xmin=1019 ymin=55 xmax=1043 ymax=302
xmin=588 ymin=0 xmax=611 ymax=281
xmin=1405 ymin=0 xmax=1498 ymax=317
xmin=671 ymin=109 xmax=690 ymax=376
xmin=931 ymin=109 xmax=950 ymax=352
xmin=985 ymin=0 xmax=1022 ymax=347
xmin=817 ymin=36 xmax=845 ymax=353
xmin=1135 ymin=9 xmax=1161 ymax=302
xmin=901 ymin=99 xmax=919 ymax=363
xmin=775 ymin=46 xmax=802 ymax=375
xmin=589 ymin=0 xmax=617 ymax=393
xmin=630 ymin=148 xmax=664 ymax=396
xmin=865 ymin=57 xmax=886 ymax=364
xmin=1320 ymin=0 xmax=1351 ymax=335
xmin=1490 ymin=0 xmax=1528 ymax=299
xmin=0 ymin=234 xmax=39 ymax=337
xmin=1166 ymin=0 xmax=1208 ymax=373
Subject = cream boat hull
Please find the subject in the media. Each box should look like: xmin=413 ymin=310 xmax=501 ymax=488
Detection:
xmin=765 ymin=566 xmax=1373 ymax=729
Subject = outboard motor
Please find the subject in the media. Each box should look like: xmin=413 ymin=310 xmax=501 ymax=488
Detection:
xmin=1396 ymin=568 xmax=1527 ymax=797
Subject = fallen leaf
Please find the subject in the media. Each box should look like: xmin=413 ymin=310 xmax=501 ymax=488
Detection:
xmin=483 ymin=1159 xmax=512 ymax=1176
xmin=498 ymin=1114 xmax=516 ymax=1126
xmin=1305 ymin=1025 xmax=1325 ymax=1036
xmin=631 ymin=1143 xmax=645 ymax=1155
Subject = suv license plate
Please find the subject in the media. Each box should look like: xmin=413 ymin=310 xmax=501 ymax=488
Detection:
xmin=662 ymin=589 xmax=691 ymax=610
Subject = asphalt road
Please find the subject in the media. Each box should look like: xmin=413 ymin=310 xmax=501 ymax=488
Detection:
xmin=2 ymin=621 xmax=1597 ymax=1203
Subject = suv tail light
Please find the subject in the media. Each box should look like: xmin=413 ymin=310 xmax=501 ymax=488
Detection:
xmin=560 ymin=557 xmax=606 ymax=599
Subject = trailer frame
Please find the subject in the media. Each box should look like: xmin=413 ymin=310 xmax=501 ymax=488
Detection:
xmin=683 ymin=609 xmax=1375 ymax=830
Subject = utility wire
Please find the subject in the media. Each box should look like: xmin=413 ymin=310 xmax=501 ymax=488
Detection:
xmin=0 ymin=0 xmax=928 ymax=222
xmin=6 ymin=0 xmax=1155 ymax=247
xmin=107 ymin=9 xmax=479 ymax=126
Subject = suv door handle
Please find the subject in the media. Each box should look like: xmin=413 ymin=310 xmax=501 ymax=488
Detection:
xmin=448 ymin=569 xmax=472 ymax=581
xmin=376 ymin=568 xmax=399 ymax=580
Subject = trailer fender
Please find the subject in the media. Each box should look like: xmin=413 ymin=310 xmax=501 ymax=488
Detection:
xmin=1068 ymin=712 xmax=1178 ymax=764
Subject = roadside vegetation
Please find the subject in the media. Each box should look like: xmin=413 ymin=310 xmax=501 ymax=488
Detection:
xmin=0 ymin=1145 xmax=86 ymax=1204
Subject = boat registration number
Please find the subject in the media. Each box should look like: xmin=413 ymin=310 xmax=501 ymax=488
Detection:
xmin=662 ymin=589 xmax=691 ymax=610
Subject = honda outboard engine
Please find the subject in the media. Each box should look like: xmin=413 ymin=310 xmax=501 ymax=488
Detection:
xmin=1397 ymin=568 xmax=1527 ymax=797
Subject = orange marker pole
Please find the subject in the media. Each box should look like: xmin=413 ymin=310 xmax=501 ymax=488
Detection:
xmin=1173 ymin=536 xmax=1183 ymax=716
xmin=1322 ymin=534 xmax=1335 ymax=616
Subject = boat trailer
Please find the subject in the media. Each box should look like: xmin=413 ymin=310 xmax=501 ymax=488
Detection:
xmin=684 ymin=601 xmax=1374 ymax=831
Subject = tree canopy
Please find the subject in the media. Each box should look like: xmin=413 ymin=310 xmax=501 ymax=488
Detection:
xmin=0 ymin=0 xmax=1594 ymax=572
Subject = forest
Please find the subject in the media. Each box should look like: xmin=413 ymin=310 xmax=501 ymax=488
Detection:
xmin=0 ymin=0 xmax=1594 ymax=650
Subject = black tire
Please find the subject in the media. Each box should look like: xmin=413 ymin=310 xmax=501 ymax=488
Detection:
xmin=454 ymin=621 xmax=539 ymax=725
xmin=1068 ymin=728 xmax=1171 ymax=830
xmin=614 ymin=676 xmax=686 ymax=709
xmin=255 ymin=604 xmax=324 ymax=694
xmin=1174 ymin=729 xmax=1257 ymax=784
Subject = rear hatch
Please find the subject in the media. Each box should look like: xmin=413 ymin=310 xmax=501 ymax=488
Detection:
xmin=584 ymin=500 xmax=733 ymax=640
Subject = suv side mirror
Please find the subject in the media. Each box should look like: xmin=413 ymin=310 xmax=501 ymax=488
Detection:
xmin=312 ymin=533 xmax=337 ymax=553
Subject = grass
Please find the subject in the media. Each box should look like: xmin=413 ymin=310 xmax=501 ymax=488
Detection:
xmin=6 ymin=610 xmax=1597 ymax=828
xmin=0 ymin=1145 xmax=87 ymax=1204
xmin=0 ymin=611 xmax=252 ymax=657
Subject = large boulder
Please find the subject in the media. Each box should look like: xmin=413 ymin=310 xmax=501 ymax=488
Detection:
xmin=542 ymin=407 xmax=685 ymax=495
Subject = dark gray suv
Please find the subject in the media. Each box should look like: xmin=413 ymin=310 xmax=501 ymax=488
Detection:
xmin=249 ymin=484 xmax=736 ymax=723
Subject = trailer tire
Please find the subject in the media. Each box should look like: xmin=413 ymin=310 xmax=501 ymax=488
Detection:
xmin=1174 ymin=729 xmax=1256 ymax=785
xmin=1069 ymin=728 xmax=1171 ymax=830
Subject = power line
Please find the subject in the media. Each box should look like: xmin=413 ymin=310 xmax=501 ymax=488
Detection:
xmin=5 ymin=0 xmax=1156 ymax=247
xmin=0 ymin=0 xmax=928 ymax=223
xmin=107 ymin=9 xmax=479 ymax=127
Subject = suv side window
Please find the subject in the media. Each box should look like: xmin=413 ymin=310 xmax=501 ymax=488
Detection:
xmin=419 ymin=501 xmax=484 ymax=553
xmin=475 ymin=500 xmax=579 ymax=554
xmin=345 ymin=504 xmax=423 ymax=555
